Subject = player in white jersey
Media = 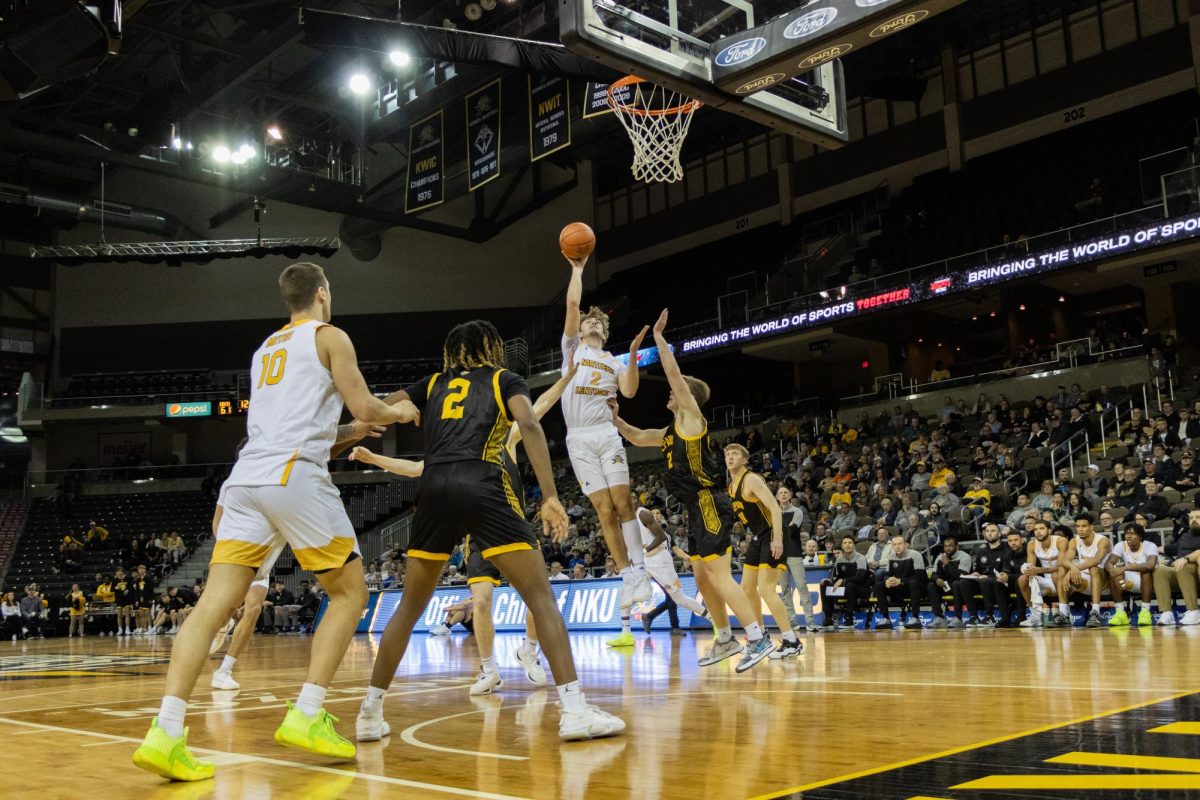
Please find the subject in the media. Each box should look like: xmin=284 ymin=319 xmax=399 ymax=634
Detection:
xmin=634 ymin=499 xmax=709 ymax=631
xmin=1106 ymin=522 xmax=1159 ymax=627
xmin=1064 ymin=514 xmax=1113 ymax=628
xmin=134 ymin=262 xmax=418 ymax=782
xmin=209 ymin=423 xmax=385 ymax=690
xmin=561 ymin=254 xmax=651 ymax=646
xmin=1018 ymin=521 xmax=1070 ymax=627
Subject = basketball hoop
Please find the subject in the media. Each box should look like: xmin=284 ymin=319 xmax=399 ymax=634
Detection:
xmin=607 ymin=76 xmax=702 ymax=184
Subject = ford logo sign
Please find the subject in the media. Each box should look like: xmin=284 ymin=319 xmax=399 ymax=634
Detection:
xmin=736 ymin=73 xmax=787 ymax=94
xmin=855 ymin=0 xmax=895 ymax=7
xmin=784 ymin=7 xmax=838 ymax=40
xmin=715 ymin=37 xmax=767 ymax=67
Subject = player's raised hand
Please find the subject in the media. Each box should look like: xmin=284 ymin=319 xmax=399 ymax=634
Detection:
xmin=542 ymin=497 xmax=570 ymax=541
xmin=349 ymin=420 xmax=387 ymax=440
xmin=566 ymin=255 xmax=588 ymax=271
xmin=348 ymin=446 xmax=377 ymax=464
xmin=629 ymin=325 xmax=649 ymax=354
xmin=652 ymin=308 xmax=669 ymax=335
xmin=564 ymin=346 xmax=579 ymax=379
xmin=391 ymin=398 xmax=421 ymax=426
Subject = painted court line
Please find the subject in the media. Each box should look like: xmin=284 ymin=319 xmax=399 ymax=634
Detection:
xmin=402 ymin=687 xmax=902 ymax=762
xmin=744 ymin=688 xmax=1200 ymax=800
xmin=0 ymin=716 xmax=533 ymax=800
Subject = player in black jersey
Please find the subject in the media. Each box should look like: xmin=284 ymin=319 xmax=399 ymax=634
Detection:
xmin=350 ymin=360 xmax=577 ymax=697
xmin=357 ymin=321 xmax=624 ymax=743
xmin=725 ymin=444 xmax=803 ymax=659
xmin=614 ymin=309 xmax=776 ymax=673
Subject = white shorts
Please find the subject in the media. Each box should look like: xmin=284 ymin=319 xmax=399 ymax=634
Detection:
xmin=1121 ymin=572 xmax=1143 ymax=592
xmin=1031 ymin=574 xmax=1057 ymax=597
xmin=213 ymin=460 xmax=359 ymax=574
xmin=566 ymin=425 xmax=630 ymax=495
xmin=645 ymin=548 xmax=680 ymax=589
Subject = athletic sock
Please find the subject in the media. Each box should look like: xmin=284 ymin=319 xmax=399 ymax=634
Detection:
xmin=619 ymin=566 xmax=633 ymax=582
xmin=219 ymin=655 xmax=236 ymax=674
xmin=716 ymin=625 xmax=732 ymax=643
xmin=1058 ymin=603 xmax=1070 ymax=616
xmin=1137 ymin=600 xmax=1147 ymax=609
xmin=620 ymin=519 xmax=646 ymax=568
xmin=782 ymin=630 xmax=798 ymax=644
xmin=157 ymin=695 xmax=186 ymax=738
xmin=481 ymin=656 xmax=498 ymax=674
xmin=1091 ymin=602 xmax=1102 ymax=613
xmin=620 ymin=615 xmax=631 ymax=635
xmin=745 ymin=621 xmax=764 ymax=642
xmin=296 ymin=683 xmax=326 ymax=717
xmin=557 ymin=680 xmax=586 ymax=713
xmin=361 ymin=685 xmax=387 ymax=713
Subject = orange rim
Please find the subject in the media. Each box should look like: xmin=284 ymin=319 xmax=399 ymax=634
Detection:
xmin=607 ymin=75 xmax=703 ymax=117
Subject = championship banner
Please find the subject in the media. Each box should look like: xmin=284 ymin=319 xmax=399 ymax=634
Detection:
xmin=405 ymin=110 xmax=444 ymax=213
xmin=466 ymin=79 xmax=501 ymax=191
xmin=581 ymin=81 xmax=633 ymax=119
xmin=529 ymin=75 xmax=569 ymax=161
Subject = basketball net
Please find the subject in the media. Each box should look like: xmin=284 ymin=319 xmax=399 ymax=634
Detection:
xmin=607 ymin=76 xmax=701 ymax=184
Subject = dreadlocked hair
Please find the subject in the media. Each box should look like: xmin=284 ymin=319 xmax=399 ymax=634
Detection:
xmin=443 ymin=320 xmax=507 ymax=372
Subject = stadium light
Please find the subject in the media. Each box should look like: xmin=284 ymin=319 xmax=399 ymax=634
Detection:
xmin=389 ymin=50 xmax=411 ymax=67
xmin=171 ymin=137 xmax=183 ymax=149
xmin=348 ymin=73 xmax=371 ymax=95
xmin=238 ymin=143 xmax=256 ymax=159
xmin=212 ymin=144 xmax=231 ymax=163
xmin=267 ymin=125 xmax=283 ymax=141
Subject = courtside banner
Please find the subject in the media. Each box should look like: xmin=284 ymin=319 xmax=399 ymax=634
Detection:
xmin=677 ymin=212 xmax=1200 ymax=358
xmin=582 ymin=81 xmax=634 ymax=119
xmin=466 ymin=79 xmax=501 ymax=191
xmin=529 ymin=75 xmax=569 ymax=161
xmin=315 ymin=573 xmax=829 ymax=632
xmin=405 ymin=110 xmax=444 ymax=213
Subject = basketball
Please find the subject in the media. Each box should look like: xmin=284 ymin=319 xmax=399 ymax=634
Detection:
xmin=559 ymin=222 xmax=595 ymax=260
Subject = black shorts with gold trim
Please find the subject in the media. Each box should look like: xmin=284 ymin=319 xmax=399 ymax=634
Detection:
xmin=408 ymin=461 xmax=537 ymax=562
xmin=742 ymin=533 xmax=786 ymax=571
xmin=684 ymin=489 xmax=734 ymax=561
xmin=464 ymin=535 xmax=503 ymax=586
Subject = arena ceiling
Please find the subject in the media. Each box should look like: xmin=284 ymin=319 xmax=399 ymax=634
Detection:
xmin=0 ymin=0 xmax=1110 ymax=244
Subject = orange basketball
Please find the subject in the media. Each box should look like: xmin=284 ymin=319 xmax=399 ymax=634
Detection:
xmin=559 ymin=222 xmax=595 ymax=260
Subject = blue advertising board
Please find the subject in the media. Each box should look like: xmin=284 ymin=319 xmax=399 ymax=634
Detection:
xmin=319 ymin=571 xmax=831 ymax=633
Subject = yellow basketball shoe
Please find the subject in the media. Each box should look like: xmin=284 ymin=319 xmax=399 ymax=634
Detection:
xmin=605 ymin=631 xmax=635 ymax=648
xmin=132 ymin=721 xmax=215 ymax=782
xmin=274 ymin=702 xmax=357 ymax=759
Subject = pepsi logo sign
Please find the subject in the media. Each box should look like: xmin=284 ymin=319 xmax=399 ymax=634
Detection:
xmin=736 ymin=73 xmax=787 ymax=94
xmin=798 ymin=43 xmax=853 ymax=69
xmin=715 ymin=37 xmax=767 ymax=66
xmin=783 ymin=7 xmax=838 ymax=40
xmin=870 ymin=10 xmax=929 ymax=38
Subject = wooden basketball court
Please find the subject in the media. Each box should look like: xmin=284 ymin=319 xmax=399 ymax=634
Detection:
xmin=3 ymin=628 xmax=1200 ymax=798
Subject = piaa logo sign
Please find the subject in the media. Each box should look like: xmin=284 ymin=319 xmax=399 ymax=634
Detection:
xmin=784 ymin=7 xmax=838 ymax=39
xmin=736 ymin=73 xmax=786 ymax=94
xmin=715 ymin=37 xmax=767 ymax=66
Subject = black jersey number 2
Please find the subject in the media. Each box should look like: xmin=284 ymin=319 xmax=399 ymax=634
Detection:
xmin=441 ymin=378 xmax=471 ymax=420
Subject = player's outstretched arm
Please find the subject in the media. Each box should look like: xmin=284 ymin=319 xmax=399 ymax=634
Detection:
xmin=618 ymin=325 xmax=649 ymax=399
xmin=610 ymin=397 xmax=667 ymax=447
xmin=349 ymin=447 xmax=424 ymax=478
xmin=651 ymin=308 xmax=702 ymax=427
xmin=563 ymin=255 xmax=587 ymax=339
xmin=318 ymin=326 xmax=419 ymax=426
xmin=637 ymin=507 xmax=668 ymax=553
xmin=508 ymin=394 xmax=569 ymax=542
xmin=508 ymin=355 xmax=578 ymax=451
xmin=330 ymin=420 xmax=386 ymax=460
